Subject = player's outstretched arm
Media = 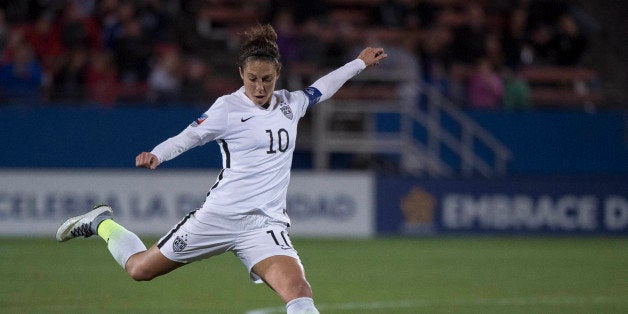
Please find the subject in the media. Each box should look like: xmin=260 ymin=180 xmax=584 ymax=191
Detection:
xmin=135 ymin=152 xmax=160 ymax=169
xmin=307 ymin=47 xmax=388 ymax=105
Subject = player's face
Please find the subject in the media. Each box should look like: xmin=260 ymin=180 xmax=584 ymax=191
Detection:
xmin=239 ymin=60 xmax=279 ymax=106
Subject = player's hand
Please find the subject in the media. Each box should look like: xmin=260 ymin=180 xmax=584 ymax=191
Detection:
xmin=358 ymin=47 xmax=387 ymax=67
xmin=135 ymin=152 xmax=160 ymax=169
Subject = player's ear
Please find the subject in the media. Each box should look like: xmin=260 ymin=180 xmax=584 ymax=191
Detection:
xmin=238 ymin=66 xmax=244 ymax=79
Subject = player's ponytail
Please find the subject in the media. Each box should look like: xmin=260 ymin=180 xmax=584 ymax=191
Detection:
xmin=237 ymin=24 xmax=281 ymax=73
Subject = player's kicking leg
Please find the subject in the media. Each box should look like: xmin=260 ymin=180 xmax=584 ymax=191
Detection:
xmin=56 ymin=203 xmax=183 ymax=281
xmin=56 ymin=203 xmax=148 ymax=272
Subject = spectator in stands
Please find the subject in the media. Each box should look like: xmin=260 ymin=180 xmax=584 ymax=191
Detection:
xmin=24 ymin=11 xmax=64 ymax=74
xmin=485 ymin=32 xmax=504 ymax=70
xmin=113 ymin=17 xmax=151 ymax=83
xmin=298 ymin=17 xmax=326 ymax=67
xmin=273 ymin=9 xmax=299 ymax=89
xmin=502 ymin=68 xmax=531 ymax=110
xmin=274 ymin=10 xmax=299 ymax=64
xmin=373 ymin=0 xmax=413 ymax=28
xmin=136 ymin=0 xmax=170 ymax=43
xmin=418 ymin=25 xmax=453 ymax=93
xmin=358 ymin=29 xmax=420 ymax=102
xmin=50 ymin=48 xmax=89 ymax=102
xmin=527 ymin=23 xmax=554 ymax=65
xmin=86 ymin=51 xmax=119 ymax=106
xmin=113 ymin=17 xmax=152 ymax=102
xmin=467 ymin=57 xmax=504 ymax=109
xmin=318 ymin=19 xmax=351 ymax=68
xmin=309 ymin=16 xmax=354 ymax=77
xmin=448 ymin=2 xmax=487 ymax=66
xmin=501 ymin=7 xmax=530 ymax=69
xmin=0 ymin=42 xmax=43 ymax=104
xmin=147 ymin=46 xmax=182 ymax=104
xmin=447 ymin=63 xmax=469 ymax=107
xmin=548 ymin=13 xmax=588 ymax=66
xmin=181 ymin=56 xmax=212 ymax=106
xmin=59 ymin=1 xmax=103 ymax=51
xmin=1 ymin=25 xmax=24 ymax=63
xmin=175 ymin=1 xmax=227 ymax=63
xmin=98 ymin=0 xmax=135 ymax=51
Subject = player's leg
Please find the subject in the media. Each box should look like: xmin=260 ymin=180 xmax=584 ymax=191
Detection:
xmin=253 ymin=255 xmax=319 ymax=314
xmin=96 ymin=217 xmax=184 ymax=280
xmin=56 ymin=204 xmax=183 ymax=281
xmin=237 ymin=224 xmax=319 ymax=314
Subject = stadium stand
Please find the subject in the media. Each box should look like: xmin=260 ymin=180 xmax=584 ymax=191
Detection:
xmin=0 ymin=0 xmax=616 ymax=109
xmin=1 ymin=0 xmax=625 ymax=176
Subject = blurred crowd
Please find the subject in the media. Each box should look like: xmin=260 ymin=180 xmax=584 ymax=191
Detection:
xmin=0 ymin=0 xmax=590 ymax=109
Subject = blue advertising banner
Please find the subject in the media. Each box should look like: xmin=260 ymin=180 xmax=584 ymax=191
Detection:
xmin=377 ymin=176 xmax=628 ymax=235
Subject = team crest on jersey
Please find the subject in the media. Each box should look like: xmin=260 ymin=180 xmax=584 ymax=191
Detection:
xmin=190 ymin=113 xmax=207 ymax=127
xmin=173 ymin=234 xmax=188 ymax=252
xmin=279 ymin=102 xmax=293 ymax=120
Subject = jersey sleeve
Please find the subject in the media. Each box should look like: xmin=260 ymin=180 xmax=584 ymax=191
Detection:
xmin=288 ymin=89 xmax=313 ymax=118
xmin=151 ymin=100 xmax=229 ymax=163
xmin=305 ymin=58 xmax=366 ymax=106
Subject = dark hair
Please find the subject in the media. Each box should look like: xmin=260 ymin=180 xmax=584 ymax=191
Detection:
xmin=237 ymin=24 xmax=281 ymax=73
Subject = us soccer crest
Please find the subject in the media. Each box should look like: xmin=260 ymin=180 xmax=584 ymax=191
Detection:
xmin=173 ymin=234 xmax=188 ymax=252
xmin=279 ymin=102 xmax=293 ymax=120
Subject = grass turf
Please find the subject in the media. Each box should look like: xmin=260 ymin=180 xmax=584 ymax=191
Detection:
xmin=1 ymin=237 xmax=627 ymax=313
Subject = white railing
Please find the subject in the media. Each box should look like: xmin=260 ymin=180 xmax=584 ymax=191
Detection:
xmin=311 ymin=80 xmax=512 ymax=177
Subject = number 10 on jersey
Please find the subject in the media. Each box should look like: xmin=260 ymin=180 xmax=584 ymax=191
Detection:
xmin=265 ymin=128 xmax=289 ymax=154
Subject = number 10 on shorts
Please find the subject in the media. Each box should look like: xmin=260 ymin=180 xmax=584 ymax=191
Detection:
xmin=267 ymin=230 xmax=292 ymax=250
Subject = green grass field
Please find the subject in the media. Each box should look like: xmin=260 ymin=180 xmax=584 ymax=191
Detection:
xmin=1 ymin=236 xmax=627 ymax=313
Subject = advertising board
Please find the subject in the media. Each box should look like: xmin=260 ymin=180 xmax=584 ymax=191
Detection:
xmin=377 ymin=176 xmax=628 ymax=235
xmin=0 ymin=170 xmax=374 ymax=238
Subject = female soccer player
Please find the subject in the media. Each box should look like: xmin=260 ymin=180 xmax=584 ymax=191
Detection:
xmin=56 ymin=24 xmax=387 ymax=314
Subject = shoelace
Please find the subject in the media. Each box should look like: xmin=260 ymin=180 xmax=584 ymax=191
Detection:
xmin=71 ymin=223 xmax=93 ymax=238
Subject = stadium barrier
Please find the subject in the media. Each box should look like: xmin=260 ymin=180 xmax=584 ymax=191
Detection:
xmin=1 ymin=107 xmax=627 ymax=174
xmin=0 ymin=170 xmax=375 ymax=238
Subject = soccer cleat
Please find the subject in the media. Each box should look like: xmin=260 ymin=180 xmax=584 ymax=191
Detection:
xmin=56 ymin=204 xmax=113 ymax=242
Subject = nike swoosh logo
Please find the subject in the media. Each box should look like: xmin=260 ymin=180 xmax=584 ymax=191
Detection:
xmin=241 ymin=116 xmax=254 ymax=122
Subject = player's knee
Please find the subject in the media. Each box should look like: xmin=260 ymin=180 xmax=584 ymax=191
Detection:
xmin=128 ymin=267 xmax=156 ymax=281
xmin=295 ymin=281 xmax=313 ymax=296
xmin=285 ymin=279 xmax=313 ymax=300
xmin=126 ymin=262 xmax=157 ymax=281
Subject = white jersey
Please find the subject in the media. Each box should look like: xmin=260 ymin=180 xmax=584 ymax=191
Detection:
xmin=151 ymin=59 xmax=366 ymax=225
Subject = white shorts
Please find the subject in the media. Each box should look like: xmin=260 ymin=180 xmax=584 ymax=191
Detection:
xmin=157 ymin=209 xmax=301 ymax=283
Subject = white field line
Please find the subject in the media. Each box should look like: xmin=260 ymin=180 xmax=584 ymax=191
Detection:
xmin=245 ymin=296 xmax=628 ymax=314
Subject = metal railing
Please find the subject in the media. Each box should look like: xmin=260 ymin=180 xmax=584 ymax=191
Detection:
xmin=312 ymin=81 xmax=512 ymax=177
